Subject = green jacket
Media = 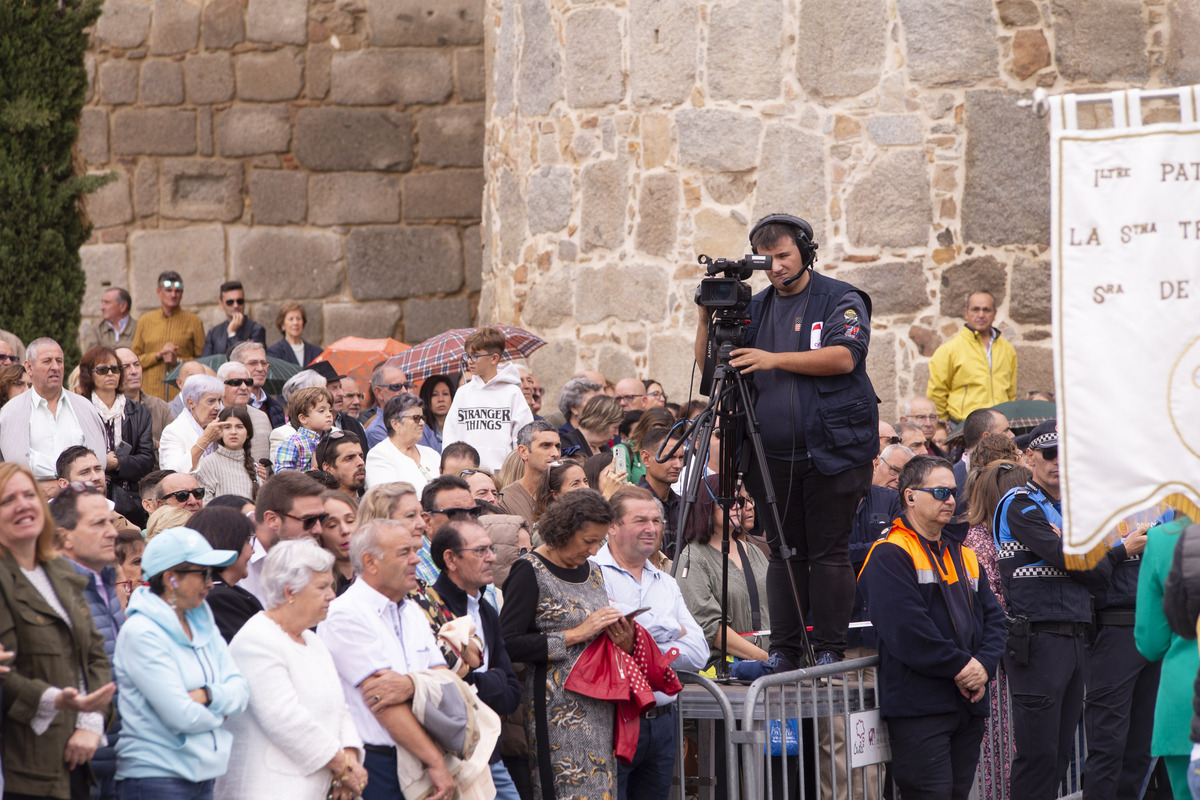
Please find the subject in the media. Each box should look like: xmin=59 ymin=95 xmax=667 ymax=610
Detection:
xmin=1135 ymin=518 xmax=1199 ymax=757
xmin=0 ymin=554 xmax=113 ymax=798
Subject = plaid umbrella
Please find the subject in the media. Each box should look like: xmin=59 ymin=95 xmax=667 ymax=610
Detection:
xmin=162 ymin=354 xmax=300 ymax=396
xmin=314 ymin=337 xmax=411 ymax=395
xmin=387 ymin=325 xmax=547 ymax=382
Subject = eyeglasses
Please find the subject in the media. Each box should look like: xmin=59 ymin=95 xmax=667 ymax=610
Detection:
xmin=463 ymin=352 xmax=501 ymax=363
xmin=381 ymin=382 xmax=409 ymax=392
xmin=458 ymin=468 xmax=493 ymax=478
xmin=403 ymin=413 xmax=426 ymax=424
xmin=91 ymin=365 xmax=120 ymax=376
xmin=116 ymin=580 xmax=135 ymax=594
xmin=1038 ymin=447 xmax=1058 ymax=461
xmin=223 ymin=378 xmax=253 ymax=387
xmin=912 ymin=486 xmax=955 ymax=501
xmin=646 ymin=390 xmax=666 ymax=400
xmin=880 ymin=435 xmax=901 ymax=445
xmin=163 ymin=487 xmax=206 ymax=503
xmin=454 ymin=544 xmax=498 ymax=558
xmin=160 ymin=280 xmax=183 ymax=291
xmin=910 ymin=414 xmax=939 ymax=423
xmin=883 ymin=460 xmax=905 ymax=475
xmin=223 ymin=298 xmax=245 ymax=307
xmin=173 ymin=566 xmax=214 ymax=581
xmin=285 ymin=512 xmax=329 ymax=530
xmin=528 ymin=390 xmax=543 ymax=399
xmin=433 ymin=505 xmax=484 ymax=519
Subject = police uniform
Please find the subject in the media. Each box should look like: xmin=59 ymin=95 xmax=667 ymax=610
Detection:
xmin=1084 ymin=538 xmax=1158 ymax=800
xmin=995 ymin=479 xmax=1129 ymax=800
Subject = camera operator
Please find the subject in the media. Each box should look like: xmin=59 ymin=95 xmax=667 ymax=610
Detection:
xmin=692 ymin=214 xmax=877 ymax=669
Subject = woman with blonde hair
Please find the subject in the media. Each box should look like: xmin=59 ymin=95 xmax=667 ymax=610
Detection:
xmin=559 ymin=394 xmax=623 ymax=459
xmin=0 ymin=464 xmax=116 ymax=798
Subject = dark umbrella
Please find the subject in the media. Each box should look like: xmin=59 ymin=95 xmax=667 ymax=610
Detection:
xmin=162 ymin=354 xmax=301 ymax=396
xmin=945 ymin=399 xmax=1056 ymax=447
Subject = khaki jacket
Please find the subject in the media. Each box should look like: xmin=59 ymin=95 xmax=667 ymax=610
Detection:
xmin=0 ymin=555 xmax=113 ymax=798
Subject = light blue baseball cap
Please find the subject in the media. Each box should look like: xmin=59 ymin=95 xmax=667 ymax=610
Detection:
xmin=141 ymin=526 xmax=237 ymax=580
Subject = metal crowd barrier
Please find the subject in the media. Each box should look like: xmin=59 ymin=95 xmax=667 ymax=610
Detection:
xmin=675 ymin=657 xmax=1093 ymax=800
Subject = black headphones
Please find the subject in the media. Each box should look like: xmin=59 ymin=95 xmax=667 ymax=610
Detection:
xmin=749 ymin=213 xmax=819 ymax=269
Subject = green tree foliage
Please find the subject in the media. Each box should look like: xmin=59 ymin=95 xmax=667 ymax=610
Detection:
xmin=0 ymin=0 xmax=108 ymax=367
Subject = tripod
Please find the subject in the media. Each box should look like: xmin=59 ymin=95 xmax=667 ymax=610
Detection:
xmin=665 ymin=354 xmax=815 ymax=678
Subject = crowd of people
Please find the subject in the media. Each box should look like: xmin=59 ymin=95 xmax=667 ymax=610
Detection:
xmin=0 ymin=212 xmax=1194 ymax=800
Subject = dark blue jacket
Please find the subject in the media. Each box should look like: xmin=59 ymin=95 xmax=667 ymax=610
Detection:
xmin=744 ymin=273 xmax=878 ymax=476
xmin=849 ymin=486 xmax=900 ymax=649
xmin=431 ymin=572 xmax=521 ymax=760
xmin=68 ymin=560 xmax=125 ymax=778
xmin=859 ymin=518 xmax=1006 ymax=719
xmin=266 ymin=338 xmax=322 ymax=368
xmin=201 ymin=318 xmax=266 ymax=358
xmin=995 ymin=481 xmax=1126 ymax=623
xmin=252 ymin=390 xmax=287 ymax=430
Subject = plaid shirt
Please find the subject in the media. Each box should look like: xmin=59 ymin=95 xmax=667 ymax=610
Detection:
xmin=273 ymin=426 xmax=323 ymax=473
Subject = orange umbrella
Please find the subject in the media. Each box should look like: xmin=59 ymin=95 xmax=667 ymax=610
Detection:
xmin=313 ymin=337 xmax=411 ymax=393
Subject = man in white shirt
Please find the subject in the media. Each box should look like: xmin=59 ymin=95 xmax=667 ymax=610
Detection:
xmin=592 ymin=485 xmax=708 ymax=800
xmin=0 ymin=338 xmax=107 ymax=497
xmin=318 ymin=518 xmax=456 ymax=800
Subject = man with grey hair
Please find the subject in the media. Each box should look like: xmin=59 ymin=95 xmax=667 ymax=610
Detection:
xmin=217 ymin=361 xmax=272 ymax=466
xmin=116 ymin=346 xmax=175 ymax=451
xmin=158 ymin=373 xmax=228 ymax=473
xmin=230 ymin=341 xmax=285 ymax=428
xmin=555 ymin=376 xmax=601 ymax=438
xmin=497 ymin=420 xmax=560 ymax=525
xmin=364 ymin=362 xmax=412 ymax=449
xmin=515 ymin=365 xmax=542 ymax=418
xmin=318 ymin=518 xmax=456 ymax=800
xmin=81 ymin=286 xmax=138 ymax=352
xmin=0 ymin=337 xmax=107 ymax=495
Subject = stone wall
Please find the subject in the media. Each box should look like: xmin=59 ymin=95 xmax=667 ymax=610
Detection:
xmin=480 ymin=0 xmax=1200 ymax=421
xmin=79 ymin=0 xmax=487 ymax=350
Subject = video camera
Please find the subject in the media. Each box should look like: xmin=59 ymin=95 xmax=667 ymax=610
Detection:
xmin=696 ymin=253 xmax=772 ymax=394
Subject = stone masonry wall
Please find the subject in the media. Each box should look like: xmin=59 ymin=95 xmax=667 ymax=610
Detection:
xmin=480 ymin=0 xmax=1200 ymax=421
xmin=79 ymin=0 xmax=487 ymax=350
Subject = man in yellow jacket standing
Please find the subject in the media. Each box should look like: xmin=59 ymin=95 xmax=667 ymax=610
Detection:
xmin=926 ymin=291 xmax=1017 ymax=423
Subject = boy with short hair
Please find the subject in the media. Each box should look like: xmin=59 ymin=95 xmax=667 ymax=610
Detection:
xmin=273 ymin=386 xmax=335 ymax=473
xmin=441 ymin=327 xmax=534 ymax=471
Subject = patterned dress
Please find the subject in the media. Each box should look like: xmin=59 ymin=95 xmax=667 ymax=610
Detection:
xmin=963 ymin=522 xmax=1012 ymax=800
xmin=500 ymin=552 xmax=614 ymax=800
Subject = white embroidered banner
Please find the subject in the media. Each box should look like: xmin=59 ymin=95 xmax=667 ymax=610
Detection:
xmin=1052 ymin=87 xmax=1200 ymax=561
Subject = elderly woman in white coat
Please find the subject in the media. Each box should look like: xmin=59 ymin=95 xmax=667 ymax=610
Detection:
xmin=159 ymin=374 xmax=227 ymax=473
xmin=216 ymin=540 xmax=368 ymax=800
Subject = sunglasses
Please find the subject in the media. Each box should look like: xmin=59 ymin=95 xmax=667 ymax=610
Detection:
xmin=433 ymin=505 xmax=484 ymax=519
xmin=91 ymin=365 xmax=120 ymax=376
xmin=0 ymin=354 xmax=18 ymax=364
xmin=163 ymin=487 xmax=206 ymax=503
xmin=403 ymin=413 xmax=426 ymax=424
xmin=173 ymin=566 xmax=214 ymax=581
xmin=458 ymin=468 xmax=493 ymax=478
xmin=160 ymin=280 xmax=183 ymax=291
xmin=285 ymin=511 xmax=329 ymax=530
xmin=223 ymin=298 xmax=245 ymax=307
xmin=381 ymin=382 xmax=410 ymax=392
xmin=223 ymin=378 xmax=253 ymax=387
xmin=527 ymin=389 xmax=544 ymax=399
xmin=881 ymin=435 xmax=901 ymax=445
xmin=1038 ymin=447 xmax=1058 ymax=461
xmin=912 ymin=486 xmax=954 ymax=501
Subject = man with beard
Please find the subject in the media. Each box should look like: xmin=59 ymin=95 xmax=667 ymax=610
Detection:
xmin=317 ymin=431 xmax=366 ymax=497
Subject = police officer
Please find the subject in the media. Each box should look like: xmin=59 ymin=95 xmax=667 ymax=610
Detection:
xmin=994 ymin=420 xmax=1145 ymax=800
xmin=694 ymin=214 xmax=877 ymax=669
xmin=1084 ymin=518 xmax=1153 ymax=800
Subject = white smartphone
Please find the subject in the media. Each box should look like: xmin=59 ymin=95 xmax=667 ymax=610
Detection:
xmin=611 ymin=443 xmax=630 ymax=475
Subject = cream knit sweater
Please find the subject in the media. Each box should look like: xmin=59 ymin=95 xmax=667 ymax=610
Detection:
xmin=195 ymin=445 xmax=257 ymax=502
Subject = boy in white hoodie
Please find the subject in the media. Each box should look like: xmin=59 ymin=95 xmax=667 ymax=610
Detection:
xmin=442 ymin=328 xmax=534 ymax=471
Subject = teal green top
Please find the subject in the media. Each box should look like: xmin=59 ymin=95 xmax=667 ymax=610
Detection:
xmin=1134 ymin=517 xmax=1199 ymax=756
